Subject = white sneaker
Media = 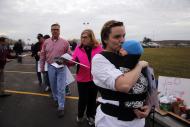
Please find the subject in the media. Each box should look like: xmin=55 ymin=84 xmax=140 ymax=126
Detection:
xmin=44 ymin=86 xmax=50 ymax=92
xmin=76 ymin=116 xmax=84 ymax=123
xmin=86 ymin=117 xmax=95 ymax=126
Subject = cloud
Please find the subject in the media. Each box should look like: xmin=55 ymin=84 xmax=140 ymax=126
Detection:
xmin=0 ymin=0 xmax=190 ymax=43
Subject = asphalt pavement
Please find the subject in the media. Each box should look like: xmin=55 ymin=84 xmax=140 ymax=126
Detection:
xmin=0 ymin=53 xmax=90 ymax=127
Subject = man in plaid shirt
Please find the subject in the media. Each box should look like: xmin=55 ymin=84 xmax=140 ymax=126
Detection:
xmin=40 ymin=23 xmax=72 ymax=118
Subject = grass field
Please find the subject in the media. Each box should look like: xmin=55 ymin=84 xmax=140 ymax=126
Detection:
xmin=141 ymin=47 xmax=190 ymax=79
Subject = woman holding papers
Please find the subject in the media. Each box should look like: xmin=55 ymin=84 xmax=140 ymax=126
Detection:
xmin=71 ymin=29 xmax=102 ymax=125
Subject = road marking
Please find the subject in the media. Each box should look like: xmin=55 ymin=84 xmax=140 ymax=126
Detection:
xmin=17 ymin=64 xmax=35 ymax=65
xmin=5 ymin=90 xmax=79 ymax=100
xmin=5 ymin=90 xmax=50 ymax=96
xmin=5 ymin=71 xmax=36 ymax=74
xmin=5 ymin=70 xmax=76 ymax=75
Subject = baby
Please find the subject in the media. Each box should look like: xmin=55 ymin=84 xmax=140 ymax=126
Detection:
xmin=119 ymin=40 xmax=148 ymax=108
xmin=119 ymin=40 xmax=144 ymax=70
xmin=120 ymin=40 xmax=158 ymax=109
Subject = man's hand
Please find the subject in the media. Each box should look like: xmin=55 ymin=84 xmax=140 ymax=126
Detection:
xmin=134 ymin=105 xmax=150 ymax=119
xmin=60 ymin=57 xmax=69 ymax=64
xmin=55 ymin=57 xmax=69 ymax=65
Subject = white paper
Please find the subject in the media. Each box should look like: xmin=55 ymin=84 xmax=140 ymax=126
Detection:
xmin=44 ymin=62 xmax=48 ymax=71
xmin=38 ymin=61 xmax=49 ymax=72
xmin=61 ymin=53 xmax=72 ymax=61
xmin=158 ymin=76 xmax=190 ymax=107
xmin=61 ymin=53 xmax=89 ymax=68
xmin=65 ymin=66 xmax=75 ymax=86
xmin=37 ymin=61 xmax=41 ymax=72
xmin=51 ymin=62 xmax=64 ymax=68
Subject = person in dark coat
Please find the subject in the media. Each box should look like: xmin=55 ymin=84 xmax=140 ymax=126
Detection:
xmin=0 ymin=37 xmax=17 ymax=97
xmin=31 ymin=33 xmax=44 ymax=86
xmin=13 ymin=39 xmax=23 ymax=63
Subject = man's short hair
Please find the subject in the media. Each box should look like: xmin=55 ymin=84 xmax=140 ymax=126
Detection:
xmin=101 ymin=20 xmax=124 ymax=48
xmin=51 ymin=23 xmax=60 ymax=28
xmin=37 ymin=33 xmax=43 ymax=40
xmin=43 ymin=35 xmax=50 ymax=39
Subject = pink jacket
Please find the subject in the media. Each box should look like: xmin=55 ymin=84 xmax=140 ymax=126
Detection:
xmin=72 ymin=45 xmax=102 ymax=82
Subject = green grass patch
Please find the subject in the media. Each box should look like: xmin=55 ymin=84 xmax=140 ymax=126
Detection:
xmin=141 ymin=47 xmax=190 ymax=79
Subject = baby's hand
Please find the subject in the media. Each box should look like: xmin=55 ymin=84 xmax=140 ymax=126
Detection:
xmin=138 ymin=60 xmax=148 ymax=68
xmin=119 ymin=48 xmax=128 ymax=56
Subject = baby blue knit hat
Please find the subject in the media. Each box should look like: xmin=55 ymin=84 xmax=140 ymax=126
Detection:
xmin=122 ymin=40 xmax=144 ymax=55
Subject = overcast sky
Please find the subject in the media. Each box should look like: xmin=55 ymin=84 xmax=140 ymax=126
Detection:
xmin=0 ymin=0 xmax=190 ymax=44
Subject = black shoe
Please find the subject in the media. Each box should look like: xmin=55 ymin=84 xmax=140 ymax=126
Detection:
xmin=38 ymin=82 xmax=42 ymax=86
xmin=57 ymin=109 xmax=64 ymax=118
xmin=0 ymin=92 xmax=12 ymax=97
xmin=66 ymin=91 xmax=71 ymax=96
xmin=65 ymin=86 xmax=71 ymax=96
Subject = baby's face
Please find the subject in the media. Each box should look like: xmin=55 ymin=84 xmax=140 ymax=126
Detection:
xmin=119 ymin=48 xmax=128 ymax=56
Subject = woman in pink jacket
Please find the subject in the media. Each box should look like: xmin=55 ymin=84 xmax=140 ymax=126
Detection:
xmin=72 ymin=29 xmax=102 ymax=125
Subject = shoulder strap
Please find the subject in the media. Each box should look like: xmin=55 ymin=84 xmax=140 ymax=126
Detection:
xmin=100 ymin=51 xmax=123 ymax=69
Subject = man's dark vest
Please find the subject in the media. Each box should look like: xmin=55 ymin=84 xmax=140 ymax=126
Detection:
xmin=98 ymin=51 xmax=148 ymax=121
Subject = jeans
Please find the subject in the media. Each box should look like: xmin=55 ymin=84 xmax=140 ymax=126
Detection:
xmin=48 ymin=64 xmax=66 ymax=110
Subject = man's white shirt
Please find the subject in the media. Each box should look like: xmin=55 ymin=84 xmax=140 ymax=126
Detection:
xmin=91 ymin=53 xmax=145 ymax=127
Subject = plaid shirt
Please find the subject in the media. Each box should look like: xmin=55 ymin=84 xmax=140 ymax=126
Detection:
xmin=40 ymin=37 xmax=71 ymax=71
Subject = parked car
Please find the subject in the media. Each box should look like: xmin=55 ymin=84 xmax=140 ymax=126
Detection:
xmin=141 ymin=43 xmax=149 ymax=48
xmin=177 ymin=43 xmax=188 ymax=47
xmin=147 ymin=42 xmax=160 ymax=48
xmin=23 ymin=45 xmax=31 ymax=51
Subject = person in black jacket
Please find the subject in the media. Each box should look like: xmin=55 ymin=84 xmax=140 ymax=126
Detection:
xmin=13 ymin=39 xmax=23 ymax=63
xmin=0 ymin=37 xmax=16 ymax=97
xmin=31 ymin=33 xmax=44 ymax=86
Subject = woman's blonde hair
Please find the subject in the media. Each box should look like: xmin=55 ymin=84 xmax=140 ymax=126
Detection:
xmin=81 ymin=29 xmax=99 ymax=48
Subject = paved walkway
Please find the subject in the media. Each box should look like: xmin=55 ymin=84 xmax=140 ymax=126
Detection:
xmin=0 ymin=54 xmax=89 ymax=127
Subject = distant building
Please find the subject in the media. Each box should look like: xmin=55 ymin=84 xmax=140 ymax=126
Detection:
xmin=152 ymin=40 xmax=190 ymax=47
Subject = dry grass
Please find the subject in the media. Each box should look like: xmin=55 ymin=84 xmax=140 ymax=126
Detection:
xmin=141 ymin=47 xmax=190 ymax=79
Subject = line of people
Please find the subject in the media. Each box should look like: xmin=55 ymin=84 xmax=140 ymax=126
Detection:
xmin=38 ymin=23 xmax=103 ymax=125
xmin=1 ymin=20 xmax=158 ymax=127
xmin=51 ymin=20 xmax=157 ymax=127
